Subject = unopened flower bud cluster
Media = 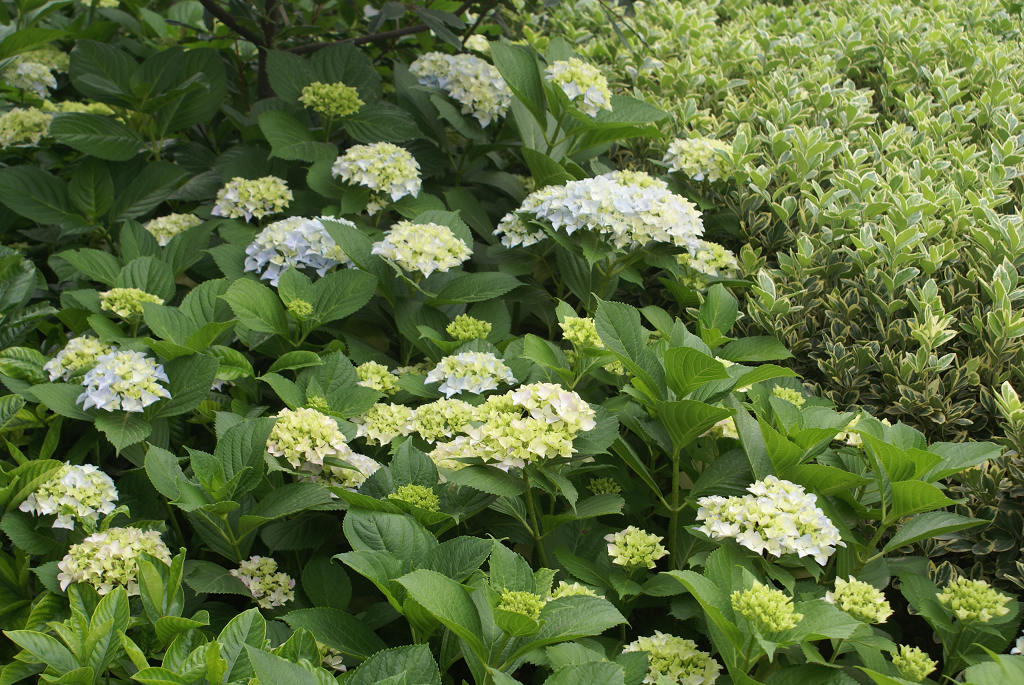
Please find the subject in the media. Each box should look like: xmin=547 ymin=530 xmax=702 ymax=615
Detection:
xmin=588 ymin=477 xmax=622 ymax=495
xmin=144 ymin=213 xmax=203 ymax=246
xmin=825 ymin=577 xmax=892 ymax=623
xmin=605 ymin=525 xmax=668 ymax=570
xmin=772 ymin=386 xmax=806 ymax=407
xmin=371 ymin=220 xmax=471 ymax=277
xmin=388 ymin=484 xmax=440 ymax=511
xmin=20 ymin=463 xmax=118 ymax=530
xmin=99 ymin=287 xmax=164 ymax=319
xmin=560 ymin=315 xmax=624 ymax=374
xmin=44 ymin=336 xmax=113 ymax=381
xmin=410 ymin=52 xmax=512 ymax=126
xmin=331 ymin=143 xmax=421 ymax=213
xmin=425 ymin=351 xmax=515 ymax=397
xmin=244 ymin=216 xmax=350 ymax=285
xmin=78 ymin=350 xmax=171 ymax=412
xmin=211 ymin=176 xmax=292 ymax=222
xmin=356 ymin=361 xmax=399 ymax=395
xmin=58 ymin=527 xmax=171 ymax=595
xmin=701 ymin=417 xmax=738 ymax=440
xmin=937 ymin=577 xmax=1012 ymax=622
xmin=543 ymin=58 xmax=613 ymax=117
xmin=548 ymin=580 xmax=602 ymax=600
xmin=696 ymin=476 xmax=844 ymax=565
xmin=731 ymin=581 xmax=802 ymax=633
xmin=299 ymin=81 xmax=364 ymax=118
xmin=447 ymin=314 xmax=491 ymax=341
xmin=497 ymin=589 xmax=546 ymax=620
xmin=891 ymin=645 xmax=936 ymax=682
xmin=663 ymin=137 xmax=732 ymax=182
xmin=230 ymin=555 xmax=295 ymax=609
xmin=623 ymin=631 xmax=722 ymax=685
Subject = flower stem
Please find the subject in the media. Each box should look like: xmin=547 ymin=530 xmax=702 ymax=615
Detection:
xmin=522 ymin=469 xmax=550 ymax=567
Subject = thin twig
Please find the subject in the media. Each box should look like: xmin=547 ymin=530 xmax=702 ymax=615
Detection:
xmin=198 ymin=0 xmax=265 ymax=45
xmin=463 ymin=0 xmax=499 ymax=45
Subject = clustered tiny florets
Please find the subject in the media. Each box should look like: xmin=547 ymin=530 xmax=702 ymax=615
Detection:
xmin=44 ymin=336 xmax=113 ymax=381
xmin=891 ymin=645 xmax=937 ymax=682
xmin=543 ymin=58 xmax=613 ymax=117
xmin=266 ymin=407 xmax=379 ymax=490
xmin=231 ymin=555 xmax=296 ymax=609
xmin=548 ymin=581 xmax=602 ymax=600
xmin=331 ymin=143 xmax=421 ymax=214
xmin=410 ymin=52 xmax=512 ymax=126
xmin=605 ymin=525 xmax=668 ymax=570
xmin=388 ymin=484 xmax=440 ymax=512
xmin=772 ymin=386 xmax=806 ymax=407
xmin=937 ymin=577 xmax=1012 ymax=622
xmin=0 ymin=107 xmax=52 ymax=147
xmin=447 ymin=314 xmax=491 ymax=341
xmin=58 ymin=527 xmax=171 ymax=595
xmin=20 ymin=463 xmax=118 ymax=530
xmin=144 ymin=213 xmax=203 ymax=246
xmin=211 ymin=176 xmax=292 ymax=222
xmin=623 ymin=631 xmax=722 ymax=685
xmin=244 ymin=216 xmax=350 ymax=285
xmin=356 ymin=361 xmax=399 ymax=395
xmin=662 ymin=137 xmax=732 ymax=182
xmin=824 ymin=577 xmax=893 ymax=624
xmin=496 ymin=589 xmax=546 ymax=620
xmin=6 ymin=61 xmax=57 ymax=97
xmin=99 ymin=287 xmax=164 ymax=319
xmin=299 ymin=81 xmax=364 ymax=118
xmin=425 ymin=351 xmax=515 ymax=397
xmin=678 ymin=240 xmax=739 ymax=281
xmin=371 ymin=220 xmax=471 ymax=277
xmin=77 ymin=350 xmax=171 ymax=412
xmin=696 ymin=476 xmax=844 ymax=565
xmin=731 ymin=581 xmax=803 ymax=633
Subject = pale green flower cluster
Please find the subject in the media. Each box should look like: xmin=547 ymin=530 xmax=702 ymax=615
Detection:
xmin=299 ymin=80 xmax=364 ymax=118
xmin=388 ymin=484 xmax=440 ymax=512
xmin=0 ymin=107 xmax=52 ymax=147
xmin=44 ymin=336 xmax=113 ymax=381
xmin=588 ymin=477 xmax=622 ymax=495
xmin=891 ymin=645 xmax=937 ymax=682
xmin=410 ymin=398 xmax=476 ymax=442
xmin=331 ymin=143 xmax=421 ymax=213
xmin=701 ymin=417 xmax=738 ymax=440
xmin=313 ymin=452 xmax=382 ymax=492
xmin=464 ymin=34 xmax=490 ymax=53
xmin=144 ymin=213 xmax=202 ymax=246
xmin=99 ymin=287 xmax=164 ymax=319
xmin=937 ymin=577 xmax=1012 ymax=622
xmin=20 ymin=463 xmax=118 ymax=531
xmin=663 ymin=138 xmax=732 ymax=182
xmin=772 ymin=386 xmax=806 ymax=407
xmin=371 ymin=221 xmax=471 ymax=277
xmin=287 ymin=298 xmax=313 ymax=319
xmin=266 ymin=407 xmax=351 ymax=471
xmin=356 ymin=361 xmax=399 ymax=395
xmin=425 ymin=351 xmax=515 ymax=397
xmin=825 ymin=577 xmax=893 ymax=624
xmin=355 ymin=402 xmax=415 ymax=445
xmin=495 ymin=171 xmax=703 ymax=252
xmin=77 ymin=350 xmax=170 ymax=412
xmin=623 ymin=632 xmax=722 ymax=685
xmin=211 ymin=176 xmax=292 ymax=222
xmin=41 ymin=100 xmax=115 ymax=115
xmin=497 ymin=590 xmax=546 ymax=620
xmin=561 ymin=316 xmax=603 ymax=348
xmin=548 ymin=580 xmax=602 ymax=600
xmin=605 ymin=525 xmax=668 ymax=570
xmin=230 ymin=556 xmax=295 ymax=609
xmin=58 ymin=527 xmax=171 ymax=595
xmin=6 ymin=61 xmax=56 ymax=97
xmin=696 ymin=476 xmax=844 ymax=565
xmin=678 ymin=240 xmax=739 ymax=280
xmin=410 ymin=51 xmax=512 ymax=126
xmin=18 ymin=47 xmax=69 ymax=72
xmin=731 ymin=581 xmax=803 ymax=633
xmin=446 ymin=314 xmax=491 ymax=341
xmin=543 ymin=58 xmax=612 ymax=117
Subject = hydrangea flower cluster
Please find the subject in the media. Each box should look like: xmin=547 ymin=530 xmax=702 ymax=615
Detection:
xmin=731 ymin=581 xmax=803 ymax=633
xmin=6 ymin=61 xmax=57 ymax=97
xmin=825 ymin=577 xmax=893 ymax=623
xmin=560 ymin=315 xmax=624 ymax=374
xmin=623 ymin=632 xmax=722 ymax=685
xmin=446 ymin=314 xmax=491 ymax=341
xmin=588 ymin=477 xmax=622 ymax=495
xmin=543 ymin=58 xmax=613 ymax=117
xmin=371 ymin=221 xmax=471 ymax=277
xmin=388 ymin=484 xmax=440 ymax=511
xmin=425 ymin=351 xmax=515 ymax=396
xmin=244 ymin=216 xmax=350 ymax=285
xmin=678 ymin=240 xmax=739 ymax=280
xmin=58 ymin=527 xmax=171 ymax=595
xmin=605 ymin=526 xmax=668 ymax=570
xmin=331 ymin=143 xmax=421 ymax=213
xmin=211 ymin=176 xmax=292 ymax=222
xmin=495 ymin=171 xmax=703 ymax=252
xmin=99 ymin=287 xmax=164 ymax=319
xmin=891 ymin=645 xmax=937 ymax=682
xmin=44 ymin=336 xmax=113 ymax=381
xmin=410 ymin=398 xmax=476 ymax=442
xmin=937 ymin=577 xmax=1012 ymax=622
xmin=464 ymin=34 xmax=490 ymax=53
xmin=267 ymin=407 xmax=351 ymax=472
xmin=230 ymin=556 xmax=296 ymax=609
xmin=696 ymin=476 xmax=844 ymax=565
xmin=701 ymin=417 xmax=738 ymax=440
xmin=144 ymin=213 xmax=202 ymax=246
xmin=410 ymin=52 xmax=512 ymax=126
xmin=77 ymin=351 xmax=171 ymax=412
xmin=548 ymin=581 xmax=602 ymax=600
xmin=17 ymin=47 xmax=69 ymax=72
xmin=0 ymin=107 xmax=52 ymax=147
xmin=356 ymin=361 xmax=399 ymax=395
xmin=662 ymin=137 xmax=732 ymax=182
xmin=355 ymin=403 xmax=415 ymax=445
xmin=497 ymin=590 xmax=546 ymax=620
xmin=20 ymin=463 xmax=118 ymax=530
xmin=299 ymin=81 xmax=364 ymax=118
xmin=40 ymin=100 xmax=115 ymax=115
xmin=772 ymin=386 xmax=806 ymax=407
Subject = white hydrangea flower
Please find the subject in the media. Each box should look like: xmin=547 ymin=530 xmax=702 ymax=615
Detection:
xmin=663 ymin=137 xmax=733 ymax=182
xmin=77 ymin=350 xmax=171 ymax=412
xmin=331 ymin=143 xmax=421 ymax=213
xmin=495 ymin=170 xmax=703 ymax=252
xmin=7 ymin=61 xmax=57 ymax=97
xmin=425 ymin=351 xmax=515 ymax=397
xmin=679 ymin=239 xmax=739 ymax=279
xmin=144 ymin=213 xmax=203 ymax=246
xmin=244 ymin=216 xmax=350 ymax=285
xmin=410 ymin=398 xmax=476 ymax=442
xmin=371 ymin=220 xmax=471 ymax=277
xmin=508 ymin=382 xmax=597 ymax=433
xmin=410 ymin=51 xmax=512 ymax=126
xmin=58 ymin=527 xmax=171 ymax=595
xmin=696 ymin=476 xmax=845 ymax=565
xmin=230 ymin=556 xmax=295 ymax=609
xmin=267 ymin=407 xmax=352 ymax=471
xmin=43 ymin=336 xmax=113 ymax=381
xmin=20 ymin=463 xmax=118 ymax=530
xmin=623 ymin=631 xmax=721 ymax=685
xmin=211 ymin=176 xmax=292 ymax=222
xmin=353 ymin=403 xmax=415 ymax=445
xmin=1011 ymin=632 xmax=1024 ymax=655
xmin=543 ymin=58 xmax=613 ymax=117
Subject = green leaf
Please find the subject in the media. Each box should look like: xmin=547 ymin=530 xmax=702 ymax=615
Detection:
xmin=0 ymin=511 xmax=56 ymax=556
xmin=422 ymin=537 xmax=492 ymax=581
xmin=156 ymin=354 xmax=219 ymax=418
xmin=182 ymin=560 xmax=250 ymax=596
xmin=396 ymin=569 xmax=487 ymax=659
xmin=266 ymin=49 xmax=316 ymax=101
xmin=258 ymin=110 xmax=337 ymax=162
xmin=282 ymin=607 xmax=387 ymax=660
xmin=343 ymin=509 xmax=437 ymax=564
xmin=664 ymin=347 xmax=729 ymax=397
xmin=56 ymin=248 xmax=121 ymax=286
xmin=217 ymin=608 xmax=266 ymax=684
xmin=433 ymin=273 xmax=521 ymax=304
xmin=882 ymin=512 xmax=986 ymax=553
xmin=489 ymin=542 xmax=536 ymax=593
xmin=3 ymin=630 xmax=77 ymax=673
xmin=657 ymin=400 xmax=732 ymax=453
xmin=212 ymin=417 xmax=275 ymax=499
xmin=522 ymin=148 xmax=575 ymax=187
xmin=69 ymin=159 xmax=115 ymax=220
xmin=49 ymin=114 xmax=143 ymax=161
xmin=245 ymin=646 xmax=322 ymax=685
xmin=0 ymin=167 xmax=88 ymax=228
xmin=109 ymin=162 xmax=188 ymax=221
xmin=28 ymin=383 xmax=91 ymax=420
xmin=925 ymin=441 xmax=1001 ymax=481
xmin=510 ymin=596 xmax=627 ymax=658
xmin=268 ymin=351 xmax=322 ymax=374
xmin=718 ymin=337 xmax=792 ymax=362
xmin=698 ymin=284 xmax=738 ymax=341
xmin=68 ymin=40 xmax=134 ymax=102
xmin=302 ymin=556 xmax=352 ymax=610
xmin=546 ymin=662 xmax=626 ymax=685
xmin=490 ymin=40 xmax=546 ymax=124
xmin=888 ymin=480 xmax=955 ymax=522
xmin=222 ymin=279 xmax=289 ymax=336
xmin=313 ymin=269 xmax=377 ymax=324
xmin=343 ymin=102 xmax=421 ymax=143
xmin=442 ymin=464 xmax=525 ymax=496
xmin=346 ymin=644 xmax=441 ymax=685
xmin=309 ymin=43 xmax=381 ymax=101
xmin=594 ymin=299 xmax=664 ymax=399
xmin=94 ymin=412 xmax=151 ymax=451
